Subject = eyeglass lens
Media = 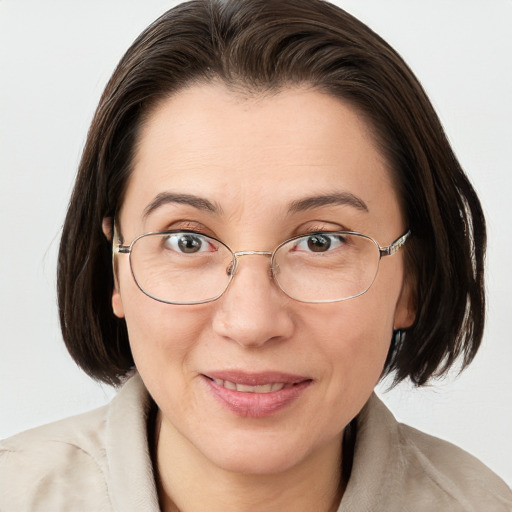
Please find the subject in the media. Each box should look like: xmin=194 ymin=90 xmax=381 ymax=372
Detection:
xmin=128 ymin=231 xmax=382 ymax=304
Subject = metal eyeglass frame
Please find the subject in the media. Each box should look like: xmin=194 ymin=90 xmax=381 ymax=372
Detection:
xmin=112 ymin=225 xmax=411 ymax=305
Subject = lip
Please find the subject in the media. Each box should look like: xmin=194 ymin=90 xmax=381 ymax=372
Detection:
xmin=205 ymin=370 xmax=309 ymax=386
xmin=201 ymin=371 xmax=312 ymax=418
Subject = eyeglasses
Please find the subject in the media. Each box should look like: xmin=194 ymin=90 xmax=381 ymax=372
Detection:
xmin=113 ymin=228 xmax=411 ymax=305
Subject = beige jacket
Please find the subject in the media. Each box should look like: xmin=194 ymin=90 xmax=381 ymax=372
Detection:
xmin=1 ymin=374 xmax=511 ymax=511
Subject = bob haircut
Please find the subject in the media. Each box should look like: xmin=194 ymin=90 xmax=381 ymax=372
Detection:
xmin=58 ymin=0 xmax=486 ymax=387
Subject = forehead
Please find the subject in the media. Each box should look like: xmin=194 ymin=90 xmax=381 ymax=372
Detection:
xmin=119 ymin=83 xmax=403 ymax=238
xmin=133 ymin=83 xmax=383 ymax=177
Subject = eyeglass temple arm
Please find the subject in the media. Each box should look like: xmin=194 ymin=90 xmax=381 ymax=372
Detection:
xmin=379 ymin=230 xmax=411 ymax=257
xmin=112 ymin=224 xmax=131 ymax=254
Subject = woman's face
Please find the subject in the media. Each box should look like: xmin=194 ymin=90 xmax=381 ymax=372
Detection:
xmin=112 ymin=83 xmax=415 ymax=475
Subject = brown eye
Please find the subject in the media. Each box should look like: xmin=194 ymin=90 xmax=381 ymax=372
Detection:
xmin=163 ymin=233 xmax=212 ymax=253
xmin=306 ymin=234 xmax=332 ymax=252
xmin=177 ymin=234 xmax=203 ymax=253
xmin=291 ymin=233 xmax=346 ymax=254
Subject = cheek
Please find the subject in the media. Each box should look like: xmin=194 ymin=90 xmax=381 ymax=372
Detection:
xmin=319 ymin=289 xmax=395 ymax=356
xmin=117 ymin=273 xmax=209 ymax=373
xmin=122 ymin=299 xmax=214 ymax=417
xmin=334 ymin=307 xmax=392 ymax=379
xmin=310 ymin=290 xmax=396 ymax=402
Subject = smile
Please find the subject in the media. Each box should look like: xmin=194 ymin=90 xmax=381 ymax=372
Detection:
xmin=202 ymin=371 xmax=312 ymax=418
xmin=210 ymin=379 xmax=292 ymax=393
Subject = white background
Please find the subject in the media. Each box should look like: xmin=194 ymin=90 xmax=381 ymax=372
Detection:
xmin=1 ymin=0 xmax=511 ymax=486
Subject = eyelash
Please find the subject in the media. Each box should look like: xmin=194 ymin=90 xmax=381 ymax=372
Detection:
xmin=165 ymin=220 xmax=211 ymax=234
xmin=157 ymin=220 xmax=351 ymax=241
xmin=300 ymin=222 xmax=349 ymax=236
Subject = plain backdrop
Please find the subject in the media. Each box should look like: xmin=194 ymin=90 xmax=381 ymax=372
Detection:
xmin=1 ymin=0 xmax=511 ymax=486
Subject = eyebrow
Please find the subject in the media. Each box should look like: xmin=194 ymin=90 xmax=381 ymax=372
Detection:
xmin=288 ymin=192 xmax=369 ymax=213
xmin=142 ymin=190 xmax=368 ymax=219
xmin=143 ymin=192 xmax=222 ymax=218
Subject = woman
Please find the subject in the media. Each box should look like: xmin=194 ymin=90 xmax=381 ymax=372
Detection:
xmin=1 ymin=0 xmax=511 ymax=510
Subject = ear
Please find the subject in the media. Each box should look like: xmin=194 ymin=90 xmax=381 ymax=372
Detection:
xmin=102 ymin=216 xmax=125 ymax=318
xmin=393 ymin=278 xmax=416 ymax=329
xmin=102 ymin=217 xmax=113 ymax=241
xmin=112 ymin=285 xmax=125 ymax=319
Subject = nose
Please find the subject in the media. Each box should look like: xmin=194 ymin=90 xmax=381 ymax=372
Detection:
xmin=212 ymin=253 xmax=295 ymax=348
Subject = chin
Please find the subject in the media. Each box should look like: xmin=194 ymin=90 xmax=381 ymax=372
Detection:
xmin=192 ymin=431 xmax=308 ymax=475
xmin=212 ymin=449 xmax=304 ymax=476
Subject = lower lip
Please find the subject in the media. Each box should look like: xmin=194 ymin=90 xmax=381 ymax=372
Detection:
xmin=203 ymin=376 xmax=311 ymax=418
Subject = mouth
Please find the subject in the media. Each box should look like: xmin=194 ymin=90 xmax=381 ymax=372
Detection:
xmin=201 ymin=371 xmax=312 ymax=418
xmin=206 ymin=378 xmax=302 ymax=394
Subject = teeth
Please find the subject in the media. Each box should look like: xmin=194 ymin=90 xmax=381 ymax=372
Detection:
xmin=254 ymin=383 xmax=273 ymax=393
xmin=211 ymin=379 xmax=288 ymax=393
xmin=236 ymin=383 xmax=256 ymax=392
xmin=224 ymin=380 xmax=237 ymax=390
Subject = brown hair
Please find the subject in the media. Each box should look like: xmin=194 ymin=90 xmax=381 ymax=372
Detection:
xmin=58 ymin=0 xmax=486 ymax=386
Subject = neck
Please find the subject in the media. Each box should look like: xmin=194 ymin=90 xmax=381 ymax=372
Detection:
xmin=153 ymin=411 xmax=345 ymax=512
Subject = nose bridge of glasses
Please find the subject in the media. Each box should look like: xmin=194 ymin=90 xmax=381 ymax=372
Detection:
xmin=227 ymin=250 xmax=273 ymax=277
xmin=234 ymin=250 xmax=273 ymax=257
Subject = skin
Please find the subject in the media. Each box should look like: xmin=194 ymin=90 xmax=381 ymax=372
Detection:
xmin=108 ymin=83 xmax=416 ymax=512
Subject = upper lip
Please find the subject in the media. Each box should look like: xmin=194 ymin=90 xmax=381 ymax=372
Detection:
xmin=203 ymin=371 xmax=311 ymax=386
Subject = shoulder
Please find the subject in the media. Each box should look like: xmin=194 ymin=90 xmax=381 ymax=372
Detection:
xmin=397 ymin=421 xmax=512 ymax=511
xmin=344 ymin=394 xmax=512 ymax=512
xmin=0 ymin=405 xmax=113 ymax=511
xmin=0 ymin=373 xmax=158 ymax=512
